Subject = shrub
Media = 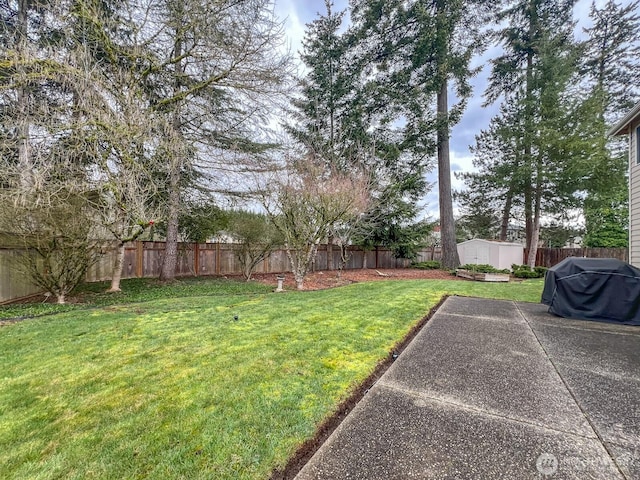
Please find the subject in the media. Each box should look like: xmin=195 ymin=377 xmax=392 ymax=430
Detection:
xmin=512 ymin=264 xmax=546 ymax=278
xmin=534 ymin=266 xmax=548 ymax=277
xmin=411 ymin=260 xmax=441 ymax=270
xmin=227 ymin=210 xmax=282 ymax=281
xmin=458 ymin=264 xmax=510 ymax=274
xmin=513 ymin=269 xmax=539 ymax=278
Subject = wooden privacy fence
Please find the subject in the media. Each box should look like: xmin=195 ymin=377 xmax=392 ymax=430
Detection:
xmin=86 ymin=241 xmax=443 ymax=281
xmin=2 ymin=241 xmax=632 ymax=303
xmin=1 ymin=241 xmax=444 ymax=303
xmin=525 ymin=247 xmax=629 ymax=268
xmin=0 ymin=246 xmax=43 ymax=303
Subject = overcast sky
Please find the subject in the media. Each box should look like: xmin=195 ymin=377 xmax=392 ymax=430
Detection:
xmin=272 ymin=0 xmax=628 ymax=219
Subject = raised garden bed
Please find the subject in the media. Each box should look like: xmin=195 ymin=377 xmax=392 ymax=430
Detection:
xmin=456 ymin=269 xmax=510 ymax=282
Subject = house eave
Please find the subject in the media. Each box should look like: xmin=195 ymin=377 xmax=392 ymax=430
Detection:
xmin=608 ymin=100 xmax=640 ymax=136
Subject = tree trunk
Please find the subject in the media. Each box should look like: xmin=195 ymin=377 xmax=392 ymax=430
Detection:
xmin=160 ymin=177 xmax=180 ymax=281
xmin=292 ymin=253 xmax=306 ymax=290
xmin=108 ymin=241 xmax=125 ymax=292
xmin=160 ymin=27 xmax=184 ymax=282
xmin=524 ymin=180 xmax=533 ymax=251
xmin=327 ymin=234 xmax=334 ymax=270
xmin=527 ymin=156 xmax=543 ymax=268
xmin=284 ymin=244 xmax=308 ymax=290
xmin=17 ymin=0 xmax=31 ymax=189
xmin=500 ymin=187 xmax=513 ymax=241
xmin=437 ymin=80 xmax=460 ymax=269
xmin=56 ymin=293 xmax=65 ymax=304
xmin=523 ymin=1 xmax=536 ymax=252
xmin=243 ymin=252 xmax=252 ymax=281
xmin=337 ymin=243 xmax=349 ymax=277
xmin=527 ymin=219 xmax=540 ymax=268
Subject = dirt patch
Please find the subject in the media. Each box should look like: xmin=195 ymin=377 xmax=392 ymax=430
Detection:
xmin=251 ymin=268 xmax=463 ymax=291
xmin=269 ymin=296 xmax=449 ymax=480
xmin=0 ymin=318 xmax=26 ymax=327
xmin=1 ymin=293 xmax=83 ymax=306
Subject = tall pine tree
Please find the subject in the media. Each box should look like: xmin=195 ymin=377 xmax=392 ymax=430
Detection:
xmin=485 ymin=0 xmax=580 ymax=265
xmin=580 ymin=0 xmax=639 ymax=247
xmin=347 ymin=0 xmax=490 ymax=267
xmin=290 ymin=1 xmax=433 ymax=261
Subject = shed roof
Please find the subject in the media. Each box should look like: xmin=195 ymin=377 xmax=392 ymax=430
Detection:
xmin=457 ymin=239 xmax=523 ymax=248
xmin=608 ymin=100 xmax=640 ymax=136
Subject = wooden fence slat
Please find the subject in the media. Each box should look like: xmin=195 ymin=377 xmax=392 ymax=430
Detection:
xmin=524 ymin=247 xmax=629 ymax=268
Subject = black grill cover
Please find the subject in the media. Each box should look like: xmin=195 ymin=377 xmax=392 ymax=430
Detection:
xmin=541 ymin=257 xmax=640 ymax=326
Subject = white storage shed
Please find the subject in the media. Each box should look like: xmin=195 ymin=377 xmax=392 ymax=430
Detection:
xmin=457 ymin=239 xmax=524 ymax=271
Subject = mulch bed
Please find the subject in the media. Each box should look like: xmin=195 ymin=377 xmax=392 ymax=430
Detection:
xmin=251 ymin=268 xmax=462 ymax=291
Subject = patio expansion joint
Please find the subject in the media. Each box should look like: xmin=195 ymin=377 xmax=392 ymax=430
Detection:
xmin=375 ymin=379 xmax=598 ymax=442
xmin=438 ymin=311 xmax=527 ymax=324
xmin=516 ymin=302 xmax=631 ymax=480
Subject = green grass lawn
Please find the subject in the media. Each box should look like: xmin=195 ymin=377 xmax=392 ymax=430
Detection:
xmin=0 ymin=277 xmax=274 ymax=320
xmin=0 ymin=277 xmax=543 ymax=480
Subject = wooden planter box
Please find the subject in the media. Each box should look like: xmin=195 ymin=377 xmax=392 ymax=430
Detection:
xmin=456 ymin=269 xmax=510 ymax=282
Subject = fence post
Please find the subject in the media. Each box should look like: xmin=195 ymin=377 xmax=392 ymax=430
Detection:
xmin=136 ymin=241 xmax=143 ymax=278
xmin=215 ymin=242 xmax=221 ymax=275
xmin=194 ymin=242 xmax=199 ymax=276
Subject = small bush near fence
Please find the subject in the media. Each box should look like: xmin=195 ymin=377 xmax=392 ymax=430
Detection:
xmin=458 ymin=264 xmax=510 ymax=274
xmin=411 ymin=260 xmax=441 ymax=270
xmin=512 ymin=264 xmax=547 ymax=278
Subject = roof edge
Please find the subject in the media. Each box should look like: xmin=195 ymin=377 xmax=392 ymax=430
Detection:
xmin=608 ymin=100 xmax=640 ymax=136
xmin=457 ymin=239 xmax=524 ymax=247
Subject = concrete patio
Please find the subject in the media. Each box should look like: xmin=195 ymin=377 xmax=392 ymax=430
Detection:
xmin=295 ymin=296 xmax=640 ymax=479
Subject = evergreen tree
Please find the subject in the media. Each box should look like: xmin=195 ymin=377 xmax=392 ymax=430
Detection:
xmin=0 ymin=0 xmax=291 ymax=287
xmin=0 ymin=0 xmax=68 ymax=187
xmin=582 ymin=189 xmax=628 ymax=247
xmin=145 ymin=0 xmax=291 ymax=281
xmin=291 ymin=1 xmax=432 ymax=261
xmin=347 ymin=0 xmax=491 ymax=267
xmin=485 ymin=0 xmax=580 ymax=266
xmin=432 ymin=0 xmax=484 ymax=268
xmin=288 ymin=1 xmax=354 ymax=169
xmin=456 ymin=104 xmax=526 ymax=241
xmin=582 ymin=0 xmax=640 ymax=116
xmin=579 ymin=0 xmax=639 ymax=247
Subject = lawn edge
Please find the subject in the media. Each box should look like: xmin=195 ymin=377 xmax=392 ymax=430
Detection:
xmin=0 ymin=290 xmax=271 ymax=324
xmin=269 ymin=294 xmax=450 ymax=480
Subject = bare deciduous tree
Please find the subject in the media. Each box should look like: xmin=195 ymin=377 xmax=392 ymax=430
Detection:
xmin=0 ymin=159 xmax=102 ymax=304
xmin=263 ymin=158 xmax=370 ymax=290
xmin=147 ymin=0 xmax=292 ymax=282
xmin=227 ymin=210 xmax=282 ymax=281
xmin=88 ymin=70 xmax=165 ymax=292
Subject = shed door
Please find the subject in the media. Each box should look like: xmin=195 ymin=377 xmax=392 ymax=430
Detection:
xmin=464 ymin=244 xmax=490 ymax=265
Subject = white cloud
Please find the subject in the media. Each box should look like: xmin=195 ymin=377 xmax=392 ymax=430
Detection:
xmin=274 ymin=0 xmax=307 ymax=61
